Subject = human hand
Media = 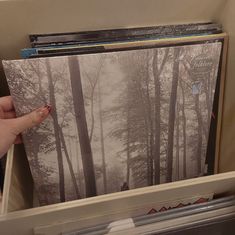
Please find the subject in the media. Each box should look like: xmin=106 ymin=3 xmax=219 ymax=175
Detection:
xmin=0 ymin=96 xmax=51 ymax=158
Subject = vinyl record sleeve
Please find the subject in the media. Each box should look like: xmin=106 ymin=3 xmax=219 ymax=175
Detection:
xmin=23 ymin=23 xmax=222 ymax=58
xmin=3 ymin=34 xmax=227 ymax=205
xmin=29 ymin=22 xmax=222 ymax=48
xmin=23 ymin=32 xmax=224 ymax=59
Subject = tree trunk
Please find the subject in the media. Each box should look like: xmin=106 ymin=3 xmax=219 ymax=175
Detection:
xmin=126 ymin=104 xmax=131 ymax=186
xmin=180 ymin=79 xmax=187 ymax=178
xmin=136 ymin=77 xmax=153 ymax=186
xmin=152 ymin=50 xmax=161 ymax=185
xmin=46 ymin=59 xmax=65 ymax=202
xmin=145 ymin=120 xmax=152 ymax=186
xmin=58 ymin=127 xmax=81 ymax=199
xmin=88 ymin=58 xmax=103 ymax=142
xmin=175 ymin=102 xmax=180 ymax=180
xmin=89 ymin=89 xmax=95 ymax=142
xmin=195 ymin=94 xmax=203 ymax=175
xmin=68 ymin=56 xmax=97 ymax=197
xmin=75 ymin=140 xmax=84 ymax=196
xmin=166 ymin=48 xmax=180 ymax=182
xmin=126 ymin=78 xmax=131 ymax=186
xmin=143 ymin=60 xmax=154 ymax=185
xmin=98 ymin=77 xmax=107 ymax=194
xmin=206 ymin=74 xmax=211 ymax=128
xmin=204 ymin=73 xmax=211 ymax=140
xmin=152 ymin=49 xmax=169 ymax=184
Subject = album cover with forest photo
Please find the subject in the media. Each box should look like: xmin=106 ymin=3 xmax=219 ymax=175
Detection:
xmin=3 ymin=38 xmax=224 ymax=205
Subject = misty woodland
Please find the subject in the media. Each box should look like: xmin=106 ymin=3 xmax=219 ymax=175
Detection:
xmin=3 ymin=41 xmax=222 ymax=205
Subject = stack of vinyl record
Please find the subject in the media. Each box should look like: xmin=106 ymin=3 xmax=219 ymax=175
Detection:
xmin=63 ymin=195 xmax=235 ymax=235
xmin=2 ymin=22 xmax=228 ymax=206
xmin=21 ymin=22 xmax=222 ymax=58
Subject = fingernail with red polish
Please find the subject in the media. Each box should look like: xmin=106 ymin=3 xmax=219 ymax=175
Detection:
xmin=44 ymin=104 xmax=52 ymax=113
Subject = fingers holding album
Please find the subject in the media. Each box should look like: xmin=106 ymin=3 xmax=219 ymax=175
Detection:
xmin=8 ymin=105 xmax=52 ymax=135
xmin=0 ymin=104 xmax=51 ymax=158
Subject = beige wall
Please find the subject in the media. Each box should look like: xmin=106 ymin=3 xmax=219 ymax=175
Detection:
xmin=0 ymin=0 xmax=233 ymax=172
xmin=217 ymin=0 xmax=235 ymax=172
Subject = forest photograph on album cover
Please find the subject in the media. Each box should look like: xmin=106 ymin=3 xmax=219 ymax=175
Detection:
xmin=3 ymin=39 xmax=223 ymax=205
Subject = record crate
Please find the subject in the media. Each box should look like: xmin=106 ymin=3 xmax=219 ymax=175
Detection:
xmin=1 ymin=0 xmax=235 ymax=234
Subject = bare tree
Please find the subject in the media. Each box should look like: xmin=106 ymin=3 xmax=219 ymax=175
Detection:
xmin=194 ymin=93 xmax=203 ymax=175
xmin=126 ymin=103 xmax=131 ymax=186
xmin=175 ymin=101 xmax=180 ymax=180
xmin=166 ymin=47 xmax=181 ymax=182
xmin=68 ymin=56 xmax=97 ymax=197
xmin=98 ymin=76 xmax=107 ymax=193
xmin=58 ymin=127 xmax=81 ymax=198
xmin=46 ymin=59 xmax=65 ymax=202
xmin=152 ymin=48 xmax=169 ymax=184
xmin=84 ymin=58 xmax=104 ymax=142
xmin=179 ymin=79 xmax=187 ymax=178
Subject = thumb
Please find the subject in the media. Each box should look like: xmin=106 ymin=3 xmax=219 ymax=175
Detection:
xmin=7 ymin=105 xmax=51 ymax=135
